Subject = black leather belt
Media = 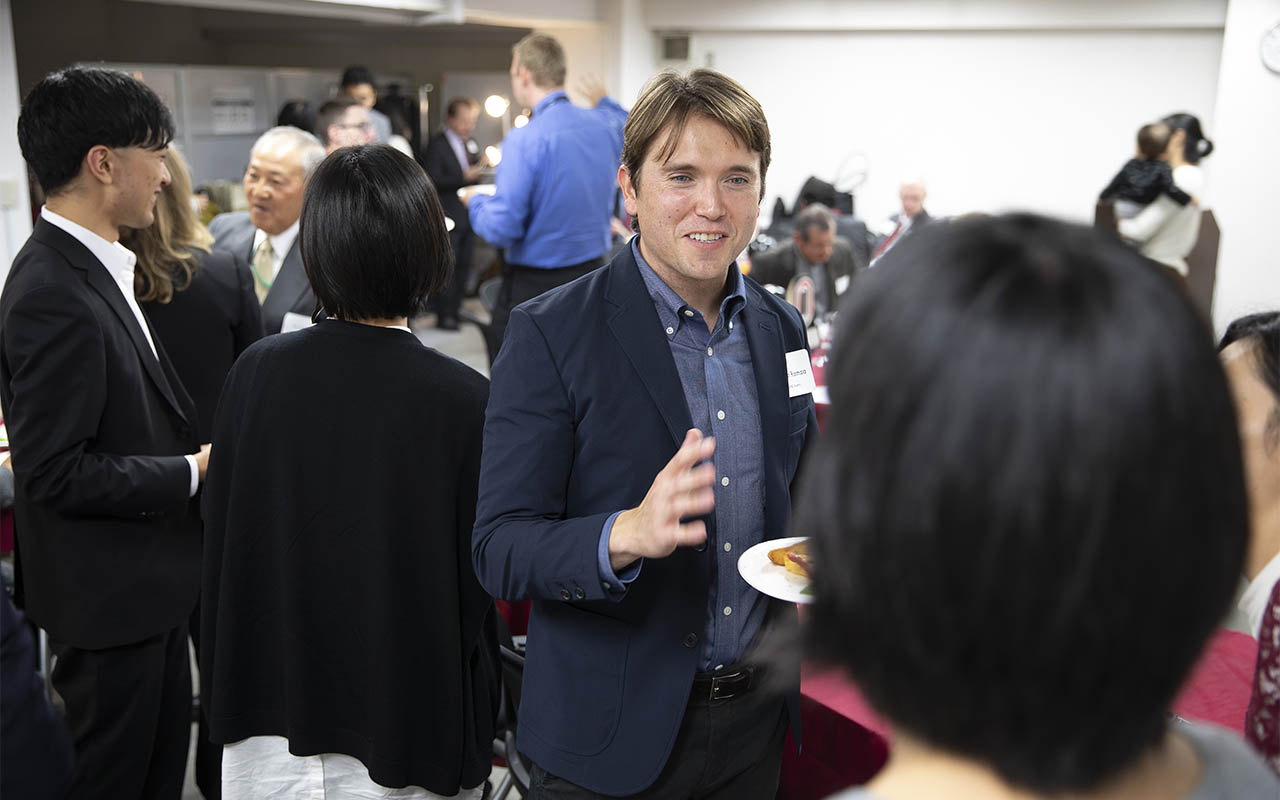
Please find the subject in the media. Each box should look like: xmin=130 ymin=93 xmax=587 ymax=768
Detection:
xmin=691 ymin=665 xmax=761 ymax=702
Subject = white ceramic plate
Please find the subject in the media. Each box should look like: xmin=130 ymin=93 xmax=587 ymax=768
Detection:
xmin=459 ymin=184 xmax=497 ymax=197
xmin=737 ymin=536 xmax=812 ymax=604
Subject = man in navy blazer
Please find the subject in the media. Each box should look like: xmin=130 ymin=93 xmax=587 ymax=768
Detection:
xmin=473 ymin=68 xmax=816 ymax=799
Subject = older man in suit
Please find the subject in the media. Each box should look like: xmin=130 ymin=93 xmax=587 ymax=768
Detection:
xmin=425 ymin=96 xmax=483 ymax=330
xmin=1 ymin=66 xmax=208 ymax=800
xmin=208 ymin=126 xmax=325 ymax=334
xmin=473 ymin=68 xmax=815 ymax=800
xmin=750 ymin=203 xmax=860 ymax=316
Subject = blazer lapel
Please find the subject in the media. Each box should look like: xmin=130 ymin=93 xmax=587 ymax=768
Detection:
xmin=604 ymin=250 xmax=692 ymax=447
xmin=743 ymin=288 xmax=787 ymax=476
xmin=263 ymin=240 xmax=314 ymax=323
xmin=37 ymin=222 xmax=191 ymax=425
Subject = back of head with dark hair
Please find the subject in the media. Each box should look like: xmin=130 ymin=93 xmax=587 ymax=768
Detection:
xmin=1136 ymin=122 xmax=1170 ymax=160
xmin=18 ymin=66 xmax=174 ymax=195
xmin=277 ymin=99 xmax=317 ymax=134
xmin=1163 ymin=112 xmax=1214 ymax=164
xmin=300 ymin=145 xmax=452 ymax=321
xmin=340 ymin=65 xmax=376 ymax=88
xmin=800 ymin=213 xmax=1246 ymax=794
xmin=316 ymin=97 xmax=361 ymax=145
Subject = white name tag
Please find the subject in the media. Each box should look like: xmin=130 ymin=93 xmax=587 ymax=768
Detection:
xmin=835 ymin=274 xmax=851 ymax=295
xmin=281 ymin=311 xmax=314 ymax=333
xmin=786 ymin=349 xmax=817 ymax=398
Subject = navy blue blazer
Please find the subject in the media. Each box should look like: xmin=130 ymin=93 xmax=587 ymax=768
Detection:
xmin=472 ymin=243 xmax=816 ymax=795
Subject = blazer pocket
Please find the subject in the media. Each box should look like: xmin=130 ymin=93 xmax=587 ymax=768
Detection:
xmin=521 ymin=606 xmax=631 ymax=756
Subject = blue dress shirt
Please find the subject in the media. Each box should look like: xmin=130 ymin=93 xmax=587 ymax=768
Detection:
xmin=597 ymin=238 xmax=768 ymax=671
xmin=469 ymin=91 xmax=627 ymax=268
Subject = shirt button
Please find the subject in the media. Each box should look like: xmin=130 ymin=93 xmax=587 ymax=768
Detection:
xmin=683 ymin=633 xmax=698 ymax=648
xmin=684 ymin=309 xmax=695 ymax=317
xmin=723 ymin=542 xmax=732 ymax=552
xmin=601 ymin=581 xmax=611 ymax=591
xmin=716 ymin=410 xmax=725 ymax=420
xmin=706 ymin=347 xmax=713 ymax=356
xmin=723 ymin=606 xmax=732 ymax=616
xmin=666 ymin=326 xmax=674 ymax=335
xmin=720 ymin=476 xmax=730 ymax=487
xmin=729 ymin=321 xmax=734 ymax=330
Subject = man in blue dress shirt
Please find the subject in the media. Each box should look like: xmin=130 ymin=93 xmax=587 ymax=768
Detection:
xmin=462 ymin=32 xmax=627 ymax=362
xmin=473 ymin=68 xmax=817 ymax=799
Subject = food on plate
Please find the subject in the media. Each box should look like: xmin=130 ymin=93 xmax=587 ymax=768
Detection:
xmin=768 ymin=540 xmax=811 ymax=578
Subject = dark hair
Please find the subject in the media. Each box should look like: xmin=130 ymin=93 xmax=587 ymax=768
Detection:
xmin=277 ymin=99 xmax=316 ymax=133
xmin=623 ymin=68 xmax=770 ymax=232
xmin=793 ymin=203 xmax=834 ymax=241
xmin=1220 ymin=312 xmax=1280 ymax=451
xmin=300 ymin=145 xmax=451 ymax=321
xmin=1136 ymin=122 xmax=1170 ymax=160
xmin=316 ymin=97 xmax=361 ymax=145
xmin=18 ymin=66 xmax=174 ymax=196
xmin=446 ymin=96 xmax=479 ymax=119
xmin=800 ymin=213 xmax=1246 ymax=794
xmin=340 ymin=65 xmax=376 ymax=88
xmin=1163 ymin=112 xmax=1214 ymax=164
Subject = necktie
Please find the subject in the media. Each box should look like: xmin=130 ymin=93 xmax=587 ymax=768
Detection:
xmin=252 ymin=237 xmax=274 ymax=304
xmin=871 ymin=221 xmax=904 ymax=263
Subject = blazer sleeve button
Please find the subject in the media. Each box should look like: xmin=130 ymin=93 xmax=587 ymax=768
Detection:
xmin=683 ymin=633 xmax=698 ymax=648
xmin=559 ymin=588 xmax=571 ymax=601
xmin=574 ymin=586 xmax=585 ymax=600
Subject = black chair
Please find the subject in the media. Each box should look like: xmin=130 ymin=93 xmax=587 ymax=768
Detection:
xmin=459 ymin=277 xmax=503 ymax=341
xmin=491 ymin=613 xmax=531 ymax=800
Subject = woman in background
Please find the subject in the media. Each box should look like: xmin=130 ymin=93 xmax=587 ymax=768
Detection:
xmin=1118 ymin=112 xmax=1214 ymax=276
xmin=800 ymin=214 xmax=1276 ymax=799
xmin=200 ymin=145 xmax=499 ymax=799
xmin=1219 ymin=311 xmax=1280 ymax=773
xmin=124 ymin=146 xmax=264 ymax=443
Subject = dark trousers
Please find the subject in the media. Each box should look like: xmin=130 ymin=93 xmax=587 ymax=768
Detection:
xmin=51 ymin=623 xmax=192 ymax=800
xmin=435 ymin=226 xmax=475 ymax=321
xmin=484 ymin=258 xmax=605 ymax=365
xmin=529 ymin=675 xmax=788 ymax=800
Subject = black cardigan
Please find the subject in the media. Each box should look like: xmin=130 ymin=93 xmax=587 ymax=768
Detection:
xmin=200 ymin=319 xmax=499 ymax=793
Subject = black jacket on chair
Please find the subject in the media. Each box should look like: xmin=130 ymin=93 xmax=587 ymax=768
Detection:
xmin=0 ymin=218 xmax=201 ymax=649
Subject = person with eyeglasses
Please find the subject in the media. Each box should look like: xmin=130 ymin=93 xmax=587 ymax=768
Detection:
xmin=316 ymin=96 xmax=376 ymax=154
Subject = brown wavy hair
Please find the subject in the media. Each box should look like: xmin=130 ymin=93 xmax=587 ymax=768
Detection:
xmin=121 ymin=146 xmax=213 ymax=304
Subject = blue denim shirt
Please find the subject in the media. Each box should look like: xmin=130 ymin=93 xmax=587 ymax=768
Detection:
xmin=469 ymin=91 xmax=626 ymax=268
xmin=597 ymin=238 xmax=767 ymax=671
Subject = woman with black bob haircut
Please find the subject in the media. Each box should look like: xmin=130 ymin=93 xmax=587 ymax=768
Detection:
xmin=1218 ymin=311 xmax=1280 ymax=773
xmin=801 ymin=214 xmax=1277 ymax=799
xmin=200 ymin=144 xmax=499 ymax=799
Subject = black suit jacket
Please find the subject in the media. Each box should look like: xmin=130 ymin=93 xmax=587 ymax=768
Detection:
xmin=0 ymin=218 xmax=201 ymax=649
xmin=424 ymin=131 xmax=479 ymax=233
xmin=749 ymin=238 xmax=861 ymax=304
xmin=143 ymin=248 xmax=265 ymax=442
xmin=207 ymin=211 xmax=315 ymax=334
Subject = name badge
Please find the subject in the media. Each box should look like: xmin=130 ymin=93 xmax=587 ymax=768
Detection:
xmin=786 ymin=349 xmax=816 ymax=398
xmin=281 ymin=311 xmax=315 ymax=333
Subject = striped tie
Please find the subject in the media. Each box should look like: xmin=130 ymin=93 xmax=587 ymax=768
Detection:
xmin=252 ymin=237 xmax=274 ymax=304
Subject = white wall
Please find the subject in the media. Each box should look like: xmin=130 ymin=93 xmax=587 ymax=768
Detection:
xmin=1209 ymin=0 xmax=1280 ymax=332
xmin=690 ymin=27 xmax=1223 ymax=226
xmin=534 ymin=22 xmax=612 ymax=107
xmin=0 ymin=0 xmax=31 ymax=285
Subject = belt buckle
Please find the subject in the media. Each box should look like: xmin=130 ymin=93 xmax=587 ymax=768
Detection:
xmin=709 ymin=667 xmax=750 ymax=701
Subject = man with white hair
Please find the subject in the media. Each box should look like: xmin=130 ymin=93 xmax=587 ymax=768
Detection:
xmin=209 ymin=126 xmax=326 ymax=333
xmin=870 ymin=177 xmax=934 ymax=266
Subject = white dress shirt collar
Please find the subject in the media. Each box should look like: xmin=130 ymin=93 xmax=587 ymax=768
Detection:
xmin=40 ymin=206 xmax=157 ymax=359
xmin=1240 ymin=551 xmax=1280 ymax=639
xmin=252 ymin=219 xmax=300 ymax=280
xmin=444 ymin=127 xmax=470 ymax=173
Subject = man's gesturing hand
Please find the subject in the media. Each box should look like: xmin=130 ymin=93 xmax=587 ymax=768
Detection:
xmin=608 ymin=429 xmax=716 ymax=573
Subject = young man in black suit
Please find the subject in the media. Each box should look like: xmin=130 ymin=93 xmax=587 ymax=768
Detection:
xmin=425 ymin=96 xmax=483 ymax=330
xmin=1 ymin=66 xmax=209 ymax=799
